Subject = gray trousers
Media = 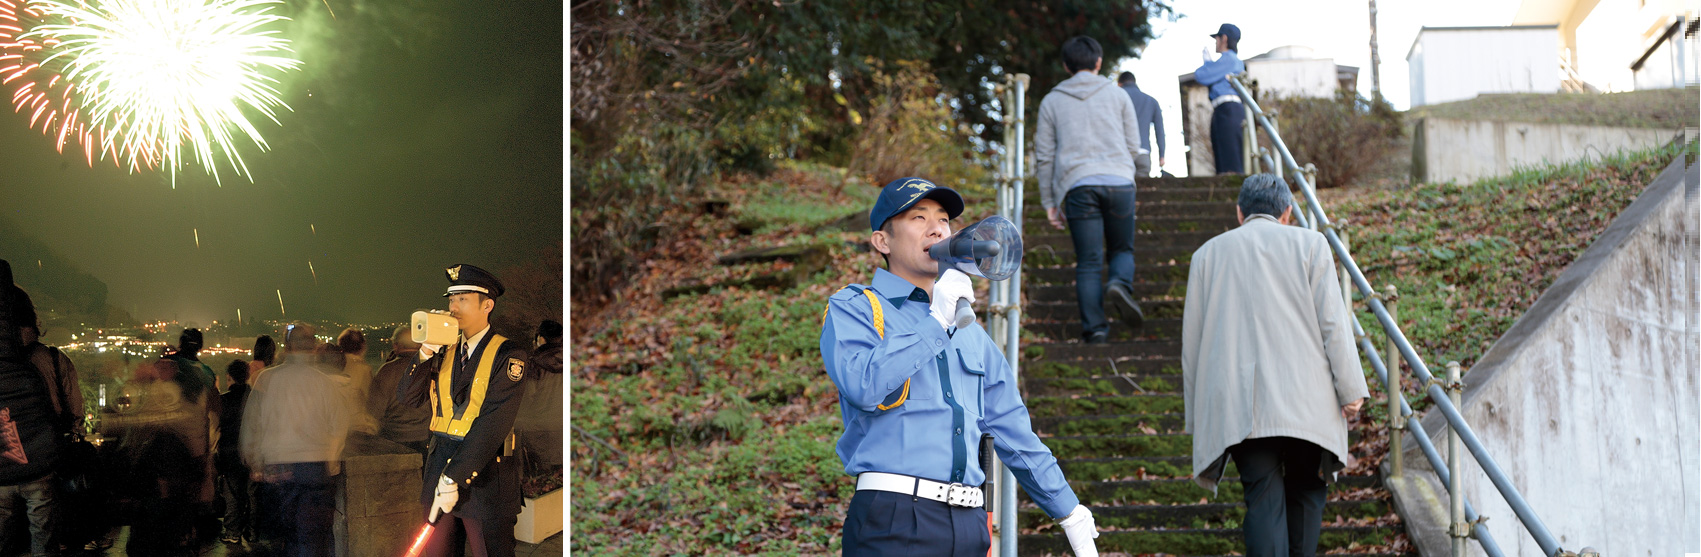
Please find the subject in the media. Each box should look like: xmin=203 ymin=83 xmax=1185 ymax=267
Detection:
xmin=0 ymin=473 xmax=55 ymax=557
xmin=1135 ymin=152 xmax=1152 ymax=178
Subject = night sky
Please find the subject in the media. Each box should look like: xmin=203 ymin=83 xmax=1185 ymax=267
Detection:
xmin=0 ymin=0 xmax=564 ymax=326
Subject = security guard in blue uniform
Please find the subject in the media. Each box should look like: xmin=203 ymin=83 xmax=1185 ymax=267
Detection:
xmin=397 ymin=264 xmax=529 ymax=557
xmin=820 ymin=178 xmax=1102 ymax=556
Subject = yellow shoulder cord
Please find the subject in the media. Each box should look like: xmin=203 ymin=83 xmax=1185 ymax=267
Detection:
xmin=824 ymin=287 xmax=907 ymax=411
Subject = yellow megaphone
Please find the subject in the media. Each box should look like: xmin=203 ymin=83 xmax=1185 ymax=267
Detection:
xmin=411 ymin=310 xmax=460 ymax=346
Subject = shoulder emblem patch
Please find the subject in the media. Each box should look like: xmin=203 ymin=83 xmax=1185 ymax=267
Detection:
xmin=507 ymin=358 xmax=525 ymax=382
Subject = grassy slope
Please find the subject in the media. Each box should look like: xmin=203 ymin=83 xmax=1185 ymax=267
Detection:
xmin=1321 ymin=140 xmax=1693 ymax=421
xmin=570 ymin=136 xmax=1692 ymax=554
xmin=1407 ymin=88 xmax=1699 ymax=129
xmin=570 ymin=162 xmax=998 ymax=555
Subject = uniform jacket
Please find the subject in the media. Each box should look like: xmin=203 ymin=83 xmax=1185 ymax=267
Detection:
xmin=1181 ymin=215 xmax=1369 ymax=492
xmin=1194 ymin=50 xmax=1245 ymax=100
xmin=398 ymin=330 xmax=529 ymax=520
xmin=1034 ymin=72 xmax=1142 ymax=212
xmin=820 ymin=269 xmax=1080 ymax=519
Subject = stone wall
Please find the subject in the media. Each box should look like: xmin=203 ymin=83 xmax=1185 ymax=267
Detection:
xmin=1411 ymin=117 xmax=1681 ymax=184
xmin=338 ymin=433 xmax=424 ymax=557
xmin=1385 ymin=154 xmax=1699 ymax=556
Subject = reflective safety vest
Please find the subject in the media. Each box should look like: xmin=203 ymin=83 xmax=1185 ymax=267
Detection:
xmin=428 ymin=335 xmax=508 ymax=439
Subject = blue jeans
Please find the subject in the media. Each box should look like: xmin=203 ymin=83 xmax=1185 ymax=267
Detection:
xmin=1064 ymin=185 xmax=1137 ymax=338
xmin=256 ymin=462 xmax=337 ymax=557
xmin=0 ymin=473 xmax=55 ymax=557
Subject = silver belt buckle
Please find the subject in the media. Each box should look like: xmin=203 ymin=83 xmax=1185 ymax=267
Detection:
xmin=945 ymin=482 xmax=980 ymax=508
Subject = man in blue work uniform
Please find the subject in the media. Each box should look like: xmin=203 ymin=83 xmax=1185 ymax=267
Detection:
xmin=1194 ymin=23 xmax=1247 ymax=175
xmin=820 ymin=177 xmax=1100 ymax=556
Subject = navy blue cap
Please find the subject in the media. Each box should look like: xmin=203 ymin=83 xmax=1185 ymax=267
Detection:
xmin=1210 ymin=23 xmax=1240 ymax=42
xmin=444 ymin=264 xmax=505 ymax=298
xmin=868 ymin=177 xmax=965 ymax=231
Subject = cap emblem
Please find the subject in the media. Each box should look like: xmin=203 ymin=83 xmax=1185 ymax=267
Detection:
xmin=900 ymin=178 xmax=935 ymax=203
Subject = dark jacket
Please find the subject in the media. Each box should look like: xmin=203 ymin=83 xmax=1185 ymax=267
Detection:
xmin=1120 ymin=83 xmax=1166 ymax=158
xmin=25 ymin=342 xmax=82 ymax=434
xmin=397 ymin=334 xmax=529 ymax=519
xmin=368 ymin=352 xmax=431 ymax=446
xmin=0 ymin=357 xmax=59 ymax=485
xmin=218 ymin=384 xmax=249 ymax=457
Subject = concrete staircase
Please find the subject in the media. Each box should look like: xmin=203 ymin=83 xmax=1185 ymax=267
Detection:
xmin=1012 ymin=175 xmax=1404 ymax=556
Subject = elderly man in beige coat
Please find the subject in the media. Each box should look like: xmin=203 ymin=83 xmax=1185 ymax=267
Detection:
xmin=1181 ymin=173 xmax=1370 ymax=557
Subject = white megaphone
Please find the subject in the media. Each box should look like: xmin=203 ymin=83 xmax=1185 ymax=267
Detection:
xmin=928 ymin=215 xmax=1023 ymax=328
xmin=411 ymin=310 xmax=460 ymax=346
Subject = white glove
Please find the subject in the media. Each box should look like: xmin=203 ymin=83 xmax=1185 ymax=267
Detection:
xmin=1202 ymin=46 xmax=1215 ymax=64
xmin=930 ymin=269 xmax=975 ymax=330
xmin=429 ymin=478 xmax=459 ymax=523
xmin=1058 ymin=504 xmax=1099 ymax=557
xmin=418 ymin=343 xmax=443 ymax=361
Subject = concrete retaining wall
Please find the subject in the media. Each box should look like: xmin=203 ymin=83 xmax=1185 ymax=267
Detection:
xmin=1411 ymin=117 xmax=1681 ymax=184
xmin=1385 ymin=154 xmax=1699 ymax=556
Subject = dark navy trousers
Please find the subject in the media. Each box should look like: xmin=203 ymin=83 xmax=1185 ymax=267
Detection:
xmin=842 ymin=490 xmax=989 ymax=557
xmin=1211 ymin=101 xmax=1246 ymax=174
xmin=1229 ymin=436 xmax=1327 ymax=557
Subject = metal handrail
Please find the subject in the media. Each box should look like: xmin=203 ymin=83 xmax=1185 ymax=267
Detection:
xmin=1226 ymin=74 xmax=1577 ymax=557
xmin=989 ymin=72 xmax=1028 ymax=557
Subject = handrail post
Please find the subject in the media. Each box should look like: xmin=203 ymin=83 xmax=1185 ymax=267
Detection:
xmin=1385 ymin=284 xmax=1402 ymax=476
xmin=1301 ymin=163 xmax=1319 ymax=230
xmin=1338 ymin=229 xmax=1352 ymax=311
xmin=1447 ymin=361 xmax=1467 ymax=557
xmin=1241 ymin=73 xmax=1256 ymax=174
xmin=996 ymin=72 xmax=1028 ymax=557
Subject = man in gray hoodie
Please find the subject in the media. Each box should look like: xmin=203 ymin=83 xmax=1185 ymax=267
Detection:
xmin=1035 ymin=35 xmax=1144 ymax=344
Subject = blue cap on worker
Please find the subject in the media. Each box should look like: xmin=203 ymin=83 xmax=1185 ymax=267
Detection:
xmin=443 ymin=264 xmax=505 ymax=298
xmin=1210 ymin=23 xmax=1240 ymax=42
xmin=868 ymin=177 xmax=965 ymax=231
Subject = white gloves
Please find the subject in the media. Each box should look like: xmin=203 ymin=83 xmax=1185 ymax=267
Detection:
xmin=429 ymin=477 xmax=459 ymax=523
xmin=1059 ymin=504 xmax=1100 ymax=557
xmin=1201 ymin=46 xmax=1215 ymax=64
xmin=930 ymin=269 xmax=975 ymax=330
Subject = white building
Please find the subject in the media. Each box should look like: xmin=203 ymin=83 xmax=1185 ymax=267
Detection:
xmin=1244 ymin=45 xmax=1361 ymax=100
xmin=1512 ymin=0 xmax=1699 ymax=91
xmin=1406 ymin=25 xmax=1562 ymax=107
xmin=1631 ymin=17 xmax=1699 ymax=89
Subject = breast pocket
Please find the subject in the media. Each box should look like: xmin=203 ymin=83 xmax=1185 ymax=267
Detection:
xmin=955 ymin=349 xmax=987 ymax=418
xmin=876 ymin=361 xmax=937 ymax=412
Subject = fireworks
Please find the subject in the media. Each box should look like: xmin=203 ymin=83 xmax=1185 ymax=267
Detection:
xmin=0 ymin=0 xmax=301 ymax=183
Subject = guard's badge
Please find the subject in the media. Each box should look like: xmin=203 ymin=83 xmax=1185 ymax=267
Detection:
xmin=447 ymin=265 xmax=462 ymax=281
xmin=506 ymin=358 xmax=525 ymax=382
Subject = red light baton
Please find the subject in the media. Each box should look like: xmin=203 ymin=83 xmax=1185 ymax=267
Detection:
xmin=403 ymin=514 xmax=439 ymax=557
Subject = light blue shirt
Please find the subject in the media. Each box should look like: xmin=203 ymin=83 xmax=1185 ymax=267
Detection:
xmin=1194 ymin=50 xmax=1245 ymax=100
xmin=820 ymin=268 xmax=1080 ymax=519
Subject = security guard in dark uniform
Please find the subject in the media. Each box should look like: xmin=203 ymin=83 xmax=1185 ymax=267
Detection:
xmin=397 ymin=264 xmax=529 ymax=557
